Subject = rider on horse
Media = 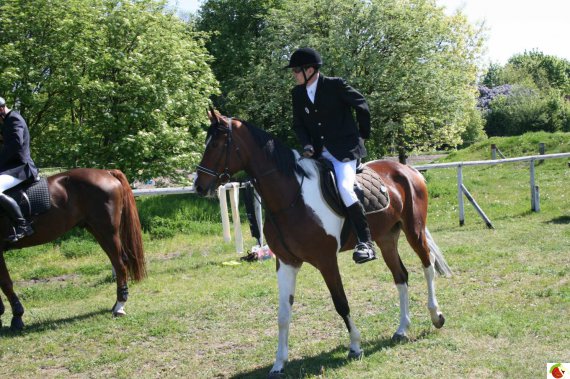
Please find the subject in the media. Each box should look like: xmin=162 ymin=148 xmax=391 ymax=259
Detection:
xmin=0 ymin=96 xmax=37 ymax=243
xmin=285 ymin=48 xmax=378 ymax=264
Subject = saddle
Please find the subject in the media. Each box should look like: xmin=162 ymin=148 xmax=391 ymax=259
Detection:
xmin=316 ymin=158 xmax=390 ymax=217
xmin=4 ymin=178 xmax=51 ymax=218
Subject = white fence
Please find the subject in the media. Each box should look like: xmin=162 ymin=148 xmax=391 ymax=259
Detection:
xmin=415 ymin=152 xmax=570 ymax=228
xmin=133 ymin=182 xmax=262 ymax=254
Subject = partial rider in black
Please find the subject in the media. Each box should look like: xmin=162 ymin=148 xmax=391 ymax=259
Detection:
xmin=0 ymin=96 xmax=38 ymax=243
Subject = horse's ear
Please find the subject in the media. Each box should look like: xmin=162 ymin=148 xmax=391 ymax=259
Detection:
xmin=207 ymin=105 xmax=216 ymax=122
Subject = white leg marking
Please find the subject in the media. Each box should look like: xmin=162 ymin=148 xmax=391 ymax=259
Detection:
xmin=395 ymin=284 xmax=410 ymax=338
xmin=270 ymin=261 xmax=300 ymax=375
xmin=347 ymin=315 xmax=362 ymax=355
xmin=424 ymin=265 xmax=443 ymax=326
xmin=113 ymin=301 xmax=126 ymax=317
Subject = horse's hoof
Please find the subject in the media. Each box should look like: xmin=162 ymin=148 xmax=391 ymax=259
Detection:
xmin=348 ymin=349 xmax=363 ymax=360
xmin=391 ymin=333 xmax=409 ymax=343
xmin=10 ymin=317 xmax=24 ymax=331
xmin=113 ymin=310 xmax=126 ymax=317
xmin=268 ymin=369 xmax=285 ymax=379
xmin=434 ymin=314 xmax=445 ymax=329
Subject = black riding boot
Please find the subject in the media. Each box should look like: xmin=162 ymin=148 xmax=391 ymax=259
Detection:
xmin=0 ymin=193 xmax=34 ymax=243
xmin=347 ymin=202 xmax=377 ymax=264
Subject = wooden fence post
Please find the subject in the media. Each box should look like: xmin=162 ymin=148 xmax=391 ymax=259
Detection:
xmin=491 ymin=144 xmax=497 ymax=160
xmin=530 ymin=159 xmax=540 ymax=212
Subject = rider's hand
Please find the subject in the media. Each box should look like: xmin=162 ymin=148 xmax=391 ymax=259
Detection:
xmin=303 ymin=145 xmax=314 ymax=158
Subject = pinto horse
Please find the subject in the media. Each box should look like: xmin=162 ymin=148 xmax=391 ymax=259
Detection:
xmin=195 ymin=111 xmax=451 ymax=376
xmin=0 ymin=168 xmax=146 ymax=330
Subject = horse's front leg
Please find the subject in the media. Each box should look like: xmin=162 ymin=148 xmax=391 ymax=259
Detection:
xmin=319 ymin=259 xmax=362 ymax=359
xmin=0 ymin=294 xmax=4 ymax=328
xmin=0 ymin=252 xmax=25 ymax=330
xmin=269 ymin=260 xmax=300 ymax=378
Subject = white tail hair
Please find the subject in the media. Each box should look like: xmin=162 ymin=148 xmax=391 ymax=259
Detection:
xmin=425 ymin=228 xmax=452 ymax=277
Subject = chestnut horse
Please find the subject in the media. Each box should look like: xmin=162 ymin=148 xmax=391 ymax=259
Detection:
xmin=195 ymin=111 xmax=451 ymax=377
xmin=0 ymin=168 xmax=146 ymax=330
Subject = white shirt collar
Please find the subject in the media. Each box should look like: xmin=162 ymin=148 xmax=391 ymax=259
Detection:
xmin=306 ymin=73 xmax=319 ymax=103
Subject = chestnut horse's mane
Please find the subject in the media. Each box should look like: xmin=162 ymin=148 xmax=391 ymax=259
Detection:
xmin=240 ymin=120 xmax=308 ymax=178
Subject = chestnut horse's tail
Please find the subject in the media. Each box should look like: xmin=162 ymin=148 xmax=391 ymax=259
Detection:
xmin=425 ymin=228 xmax=452 ymax=277
xmin=110 ymin=170 xmax=147 ymax=281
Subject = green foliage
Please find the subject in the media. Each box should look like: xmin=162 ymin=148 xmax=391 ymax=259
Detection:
xmin=200 ymin=0 xmax=484 ymax=157
xmin=485 ymin=86 xmax=570 ymax=136
xmin=482 ymin=51 xmax=570 ymax=96
xmin=0 ymin=0 xmax=219 ymax=181
xmin=197 ymin=0 xmax=281 ymax=101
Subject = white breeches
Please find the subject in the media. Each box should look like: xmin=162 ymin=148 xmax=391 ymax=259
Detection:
xmin=0 ymin=174 xmax=24 ymax=193
xmin=321 ymin=149 xmax=358 ymax=207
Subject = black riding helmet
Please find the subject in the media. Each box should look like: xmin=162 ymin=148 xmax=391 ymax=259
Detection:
xmin=284 ymin=47 xmax=323 ymax=69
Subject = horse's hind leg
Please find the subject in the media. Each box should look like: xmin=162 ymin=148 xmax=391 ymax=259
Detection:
xmin=269 ymin=260 xmax=300 ymax=377
xmin=0 ymin=252 xmax=25 ymax=330
xmin=376 ymin=225 xmax=411 ymax=341
xmin=318 ymin=258 xmax=363 ymax=359
xmin=88 ymin=225 xmax=129 ymax=317
xmin=403 ymin=225 xmax=445 ymax=329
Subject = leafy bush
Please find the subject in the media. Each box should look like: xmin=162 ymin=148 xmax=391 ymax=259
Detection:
xmin=484 ymin=86 xmax=570 ymax=136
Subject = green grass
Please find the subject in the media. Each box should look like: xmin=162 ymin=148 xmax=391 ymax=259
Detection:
xmin=1 ymin=132 xmax=569 ymax=378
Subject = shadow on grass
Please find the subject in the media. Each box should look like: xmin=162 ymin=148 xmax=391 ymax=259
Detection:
xmin=230 ymin=331 xmax=434 ymax=379
xmin=546 ymin=215 xmax=570 ymax=224
xmin=0 ymin=308 xmax=109 ymax=337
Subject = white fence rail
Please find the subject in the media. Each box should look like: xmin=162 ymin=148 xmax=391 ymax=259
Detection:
xmin=415 ymin=152 xmax=570 ymax=227
xmin=133 ymin=182 xmax=261 ymax=254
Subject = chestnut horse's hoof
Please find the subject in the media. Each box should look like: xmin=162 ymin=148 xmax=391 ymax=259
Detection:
xmin=434 ymin=314 xmax=445 ymax=329
xmin=10 ymin=316 xmax=24 ymax=331
xmin=391 ymin=333 xmax=409 ymax=343
xmin=268 ymin=369 xmax=285 ymax=379
xmin=348 ymin=349 xmax=363 ymax=360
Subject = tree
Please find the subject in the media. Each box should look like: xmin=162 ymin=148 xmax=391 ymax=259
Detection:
xmin=479 ymin=51 xmax=570 ymax=136
xmin=208 ymin=0 xmax=484 ymax=162
xmin=196 ymin=0 xmax=281 ymax=108
xmin=0 ymin=0 xmax=219 ymax=181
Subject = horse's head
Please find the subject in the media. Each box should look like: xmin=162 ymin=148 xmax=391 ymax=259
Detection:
xmin=194 ymin=108 xmax=245 ymax=197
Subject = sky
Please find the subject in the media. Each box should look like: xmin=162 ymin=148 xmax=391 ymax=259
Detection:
xmin=168 ymin=0 xmax=570 ymax=65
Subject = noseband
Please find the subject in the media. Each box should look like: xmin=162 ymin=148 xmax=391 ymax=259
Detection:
xmin=196 ymin=117 xmax=235 ymax=185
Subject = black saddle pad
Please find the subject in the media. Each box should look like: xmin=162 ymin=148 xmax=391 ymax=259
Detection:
xmin=317 ymin=159 xmax=390 ymax=217
xmin=5 ymin=178 xmax=51 ymax=218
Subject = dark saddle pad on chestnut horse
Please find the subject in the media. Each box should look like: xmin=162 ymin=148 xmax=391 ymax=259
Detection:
xmin=317 ymin=159 xmax=390 ymax=217
xmin=4 ymin=178 xmax=51 ymax=218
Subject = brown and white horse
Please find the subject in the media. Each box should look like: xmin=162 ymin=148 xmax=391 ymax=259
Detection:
xmin=194 ymin=110 xmax=451 ymax=377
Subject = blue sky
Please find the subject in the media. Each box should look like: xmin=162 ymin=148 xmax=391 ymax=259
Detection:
xmin=168 ymin=0 xmax=570 ymax=65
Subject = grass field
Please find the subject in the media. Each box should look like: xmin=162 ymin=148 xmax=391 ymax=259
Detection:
xmin=0 ymin=132 xmax=569 ymax=378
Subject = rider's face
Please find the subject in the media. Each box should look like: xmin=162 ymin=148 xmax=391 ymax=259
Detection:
xmin=0 ymin=106 xmax=6 ymax=119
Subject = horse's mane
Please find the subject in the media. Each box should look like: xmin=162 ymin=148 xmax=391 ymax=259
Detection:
xmin=241 ymin=121 xmax=308 ymax=178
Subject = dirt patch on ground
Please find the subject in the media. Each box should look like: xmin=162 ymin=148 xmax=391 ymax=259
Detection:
xmin=17 ymin=274 xmax=79 ymax=286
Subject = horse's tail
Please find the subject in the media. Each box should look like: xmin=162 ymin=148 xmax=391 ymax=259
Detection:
xmin=110 ymin=170 xmax=147 ymax=282
xmin=425 ymin=228 xmax=452 ymax=277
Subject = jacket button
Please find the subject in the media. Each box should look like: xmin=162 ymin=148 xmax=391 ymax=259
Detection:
xmin=320 ymin=136 xmax=324 ymax=139
xmin=318 ymin=123 xmax=322 ymax=126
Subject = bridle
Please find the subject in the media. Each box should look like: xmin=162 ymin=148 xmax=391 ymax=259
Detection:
xmin=196 ymin=117 xmax=237 ymax=185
